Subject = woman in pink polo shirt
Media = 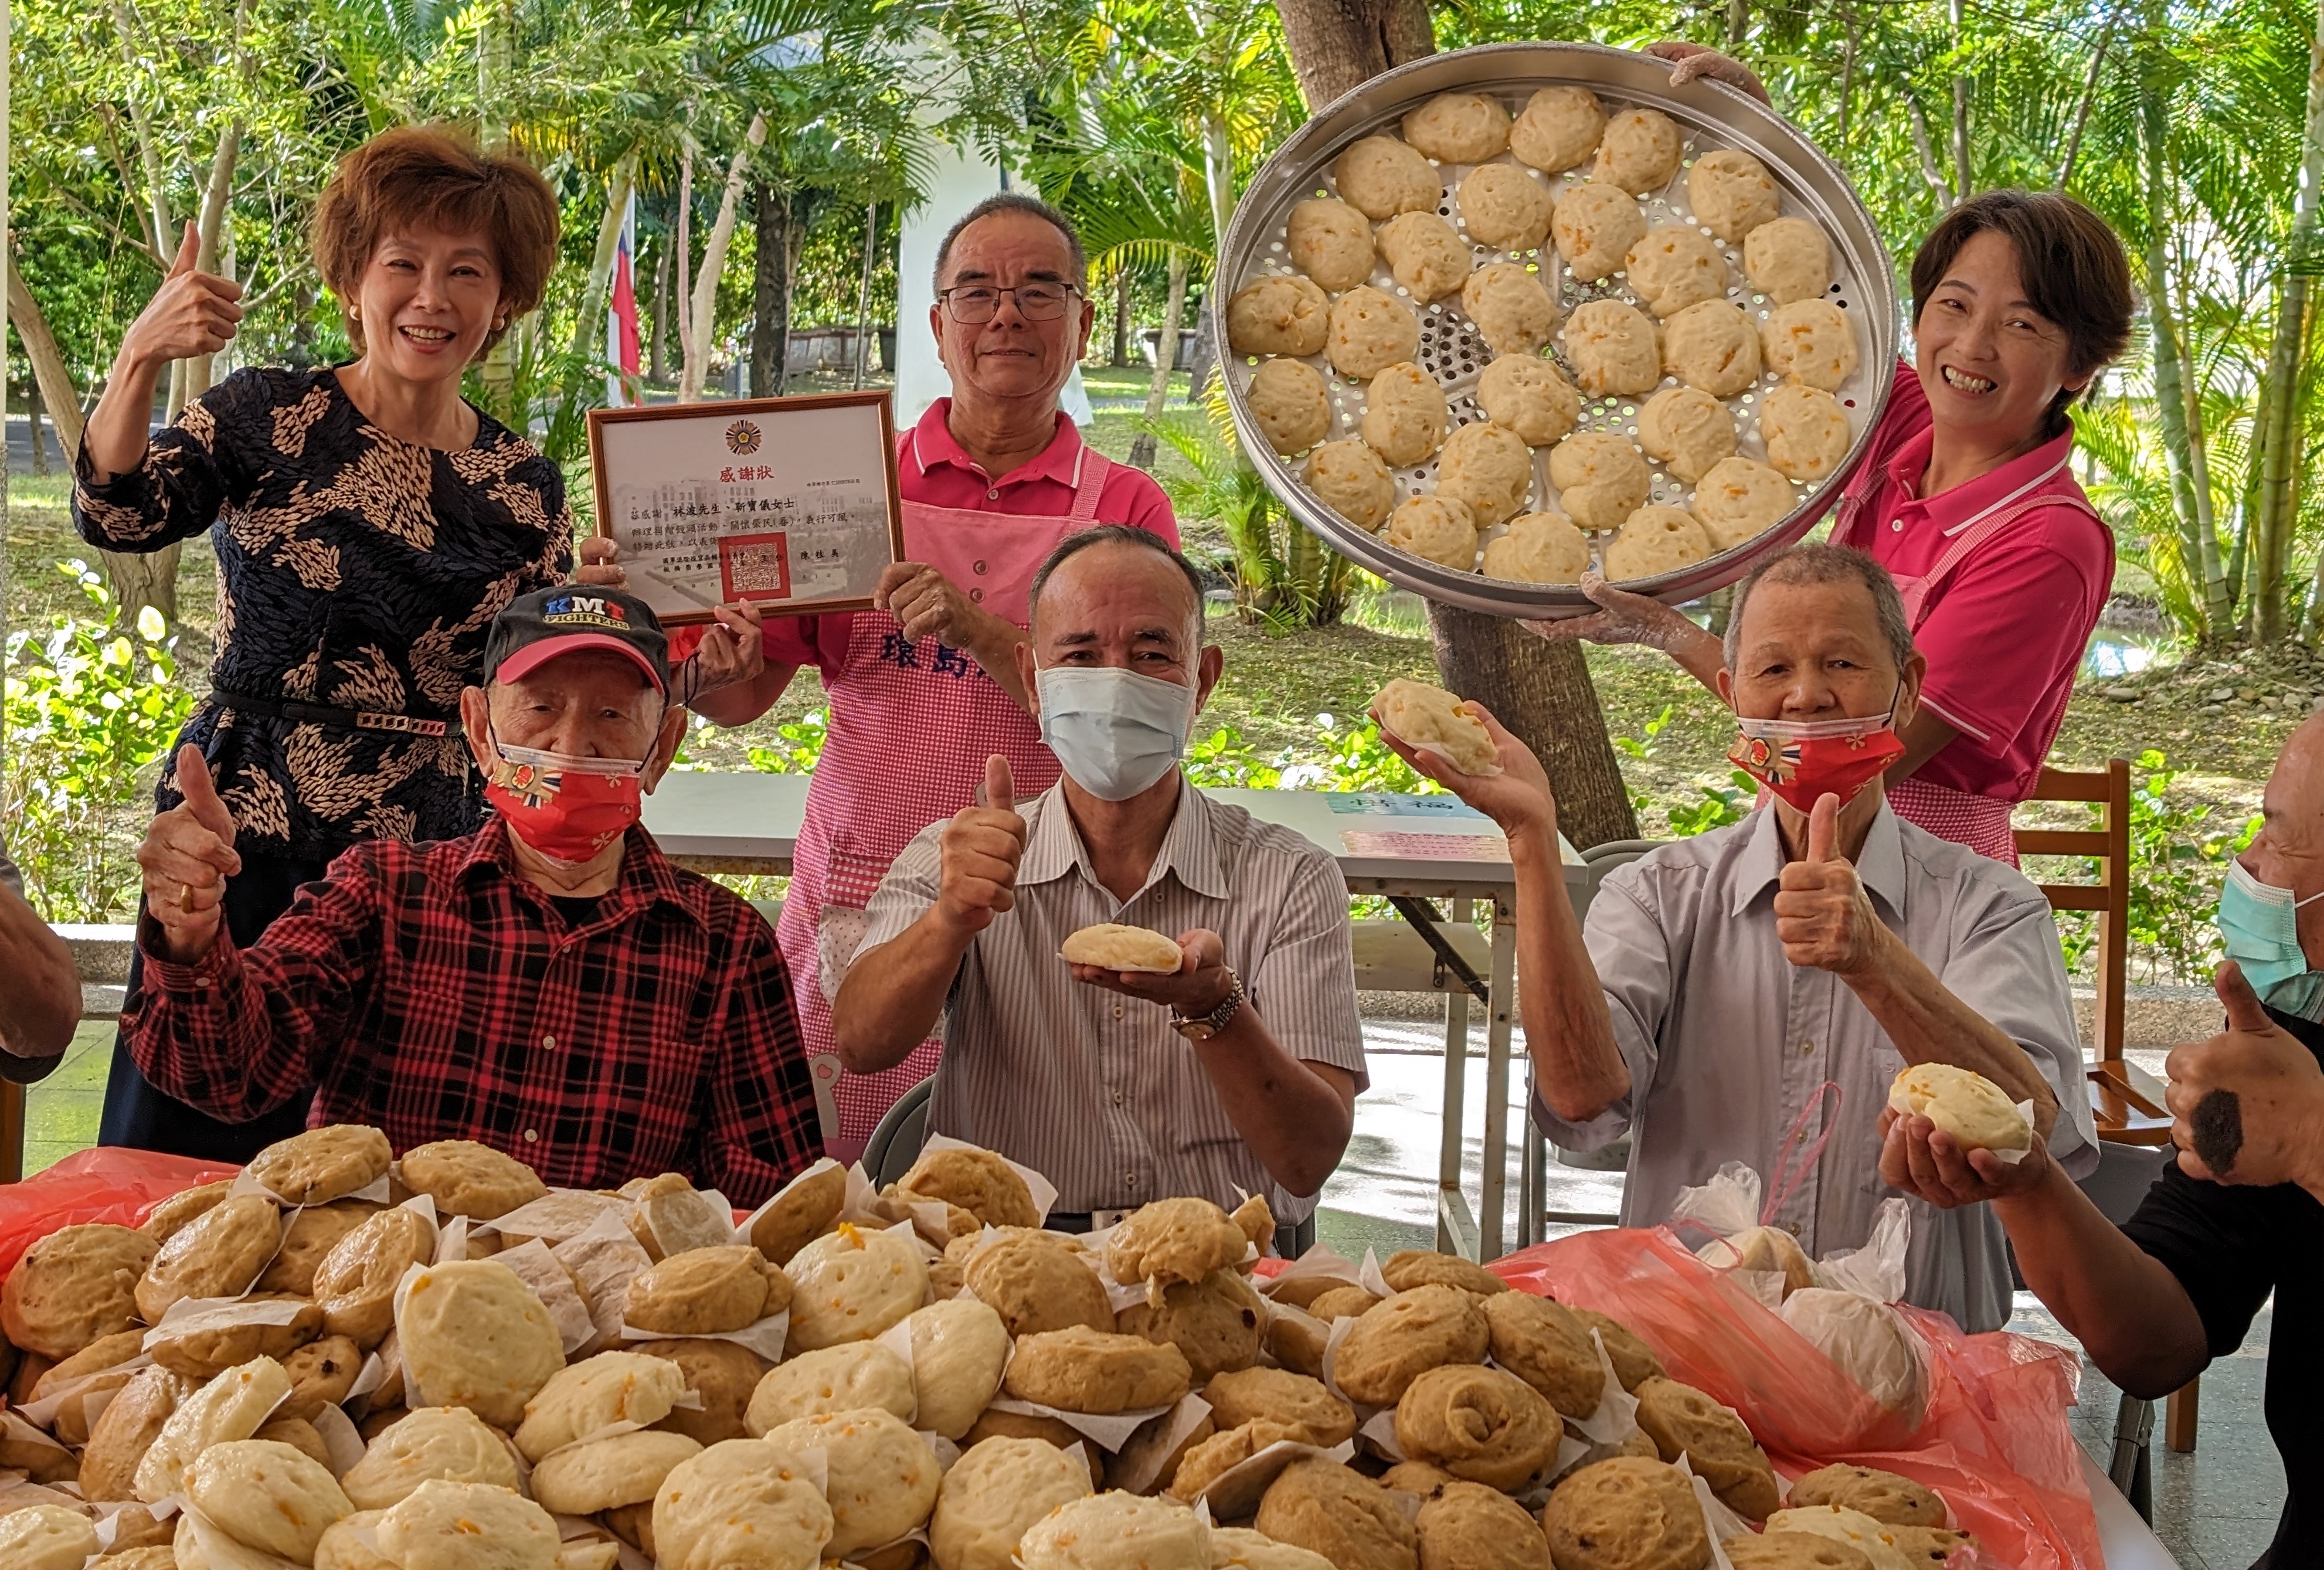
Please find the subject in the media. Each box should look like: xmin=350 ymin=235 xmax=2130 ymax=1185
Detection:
xmin=592 ymin=193 xmax=1175 ymax=1158
xmin=1542 ymin=191 xmax=2134 ymax=862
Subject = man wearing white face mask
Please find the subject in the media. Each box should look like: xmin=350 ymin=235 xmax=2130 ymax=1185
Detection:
xmin=1381 ymin=544 xmax=2093 ymax=1330
xmin=834 ymin=526 xmax=1365 ymax=1224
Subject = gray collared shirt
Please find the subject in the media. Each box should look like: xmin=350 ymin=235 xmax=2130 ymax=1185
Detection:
xmin=1541 ymin=802 xmax=2097 ymax=1332
xmin=855 ymin=776 xmax=1368 ymax=1220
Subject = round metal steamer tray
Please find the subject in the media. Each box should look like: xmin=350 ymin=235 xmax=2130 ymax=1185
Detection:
xmin=1211 ymin=43 xmax=1900 ymax=619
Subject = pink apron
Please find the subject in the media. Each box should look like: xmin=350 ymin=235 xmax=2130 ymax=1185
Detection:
xmin=1832 ymin=454 xmax=2097 ymax=865
xmin=779 ymin=444 xmax=1114 ymax=1157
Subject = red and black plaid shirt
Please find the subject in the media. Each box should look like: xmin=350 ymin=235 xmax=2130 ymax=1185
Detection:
xmin=125 ymin=822 xmax=820 ymax=1206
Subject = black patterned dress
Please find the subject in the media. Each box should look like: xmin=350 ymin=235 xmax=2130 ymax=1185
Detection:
xmin=73 ymin=365 xmax=572 ymax=1158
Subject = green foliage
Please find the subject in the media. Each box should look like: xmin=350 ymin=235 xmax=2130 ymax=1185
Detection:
xmin=1143 ymin=393 xmax=1359 ymax=631
xmin=1665 ymin=772 xmax=1758 ymax=838
xmin=3 ymin=563 xmax=198 ymax=922
xmin=2043 ymin=749 xmax=2262 ymax=984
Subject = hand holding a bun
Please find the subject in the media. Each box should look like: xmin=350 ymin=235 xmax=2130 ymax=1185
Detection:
xmin=2165 ymin=961 xmax=2324 ymax=1193
xmin=1878 ymin=1103 xmax=2050 ymax=1208
xmin=1372 ymin=698 xmax=1559 ymax=850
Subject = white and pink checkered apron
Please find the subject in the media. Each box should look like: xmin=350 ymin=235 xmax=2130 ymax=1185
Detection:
xmin=1833 ymin=454 xmax=2098 ymax=866
xmin=777 ymin=446 xmax=1114 ymax=1158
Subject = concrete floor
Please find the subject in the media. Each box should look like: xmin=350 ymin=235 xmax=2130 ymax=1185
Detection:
xmin=29 ymin=1011 xmax=2269 ymax=1565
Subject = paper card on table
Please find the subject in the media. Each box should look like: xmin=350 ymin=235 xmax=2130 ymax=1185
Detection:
xmin=1338 ymin=831 xmax=1512 ymax=861
xmin=1325 ymin=793 xmax=1489 ymax=818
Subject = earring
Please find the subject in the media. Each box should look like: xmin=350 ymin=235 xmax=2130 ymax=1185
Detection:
xmin=494 ymin=318 xmax=506 ymax=331
xmin=349 ymin=306 xmax=361 ymax=323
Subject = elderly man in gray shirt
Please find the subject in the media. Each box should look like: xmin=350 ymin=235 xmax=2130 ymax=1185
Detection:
xmin=1381 ymin=543 xmax=2095 ymax=1331
xmin=836 ymin=526 xmax=1365 ymax=1231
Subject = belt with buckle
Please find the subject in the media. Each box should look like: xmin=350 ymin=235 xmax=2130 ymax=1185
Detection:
xmin=210 ymin=688 xmax=452 ymax=738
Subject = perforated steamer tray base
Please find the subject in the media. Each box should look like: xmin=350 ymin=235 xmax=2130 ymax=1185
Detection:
xmin=1211 ymin=43 xmax=1900 ymax=619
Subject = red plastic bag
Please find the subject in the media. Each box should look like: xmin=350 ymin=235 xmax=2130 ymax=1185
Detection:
xmin=1493 ymin=1226 xmax=2101 ymax=1570
xmin=0 ymin=1147 xmax=240 ymax=1281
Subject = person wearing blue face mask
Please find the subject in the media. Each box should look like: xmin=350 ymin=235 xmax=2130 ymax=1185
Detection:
xmin=1883 ymin=712 xmax=2324 ymax=1566
xmin=831 ymin=526 xmax=1365 ymax=1226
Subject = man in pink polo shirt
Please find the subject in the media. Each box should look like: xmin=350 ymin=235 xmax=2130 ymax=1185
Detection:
xmin=615 ymin=194 xmax=1178 ymax=1156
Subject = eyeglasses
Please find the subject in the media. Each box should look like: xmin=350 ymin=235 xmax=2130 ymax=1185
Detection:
xmin=940 ymin=283 xmax=1079 ymax=324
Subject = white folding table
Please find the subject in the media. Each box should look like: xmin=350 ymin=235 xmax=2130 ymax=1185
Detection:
xmin=642 ymin=770 xmax=1586 ymax=1260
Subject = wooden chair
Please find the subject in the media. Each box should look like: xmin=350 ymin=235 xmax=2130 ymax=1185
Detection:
xmin=2013 ymin=760 xmax=2197 ymax=1453
xmin=2012 ymin=761 xmax=2172 ymax=1144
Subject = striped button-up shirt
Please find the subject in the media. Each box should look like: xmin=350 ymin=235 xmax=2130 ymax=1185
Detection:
xmin=856 ymin=777 xmax=1368 ymax=1219
xmin=1541 ymin=802 xmax=2097 ymax=1332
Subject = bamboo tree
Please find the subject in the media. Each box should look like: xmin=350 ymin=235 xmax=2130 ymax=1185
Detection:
xmin=2251 ymin=0 xmax=2324 ymax=641
xmin=2142 ymin=56 xmax=2232 ymax=636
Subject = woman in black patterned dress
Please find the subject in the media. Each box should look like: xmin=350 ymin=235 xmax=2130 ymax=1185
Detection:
xmin=76 ymin=127 xmax=759 ymax=1159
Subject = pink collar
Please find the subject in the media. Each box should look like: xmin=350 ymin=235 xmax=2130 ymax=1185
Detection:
xmin=1883 ymin=422 xmax=2079 ymax=538
xmin=906 ymin=397 xmax=1087 ymax=490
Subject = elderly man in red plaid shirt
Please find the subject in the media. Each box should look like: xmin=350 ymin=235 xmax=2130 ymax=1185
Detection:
xmin=123 ymin=584 xmax=820 ymax=1205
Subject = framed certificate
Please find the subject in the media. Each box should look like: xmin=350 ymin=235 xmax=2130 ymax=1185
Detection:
xmin=587 ymin=391 xmax=905 ymax=624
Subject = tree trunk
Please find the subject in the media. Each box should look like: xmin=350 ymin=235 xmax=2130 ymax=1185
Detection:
xmin=2054 ymin=17 xmax=2114 ymax=191
xmin=474 ymin=0 xmax=516 ymax=419
xmin=752 ymin=182 xmax=791 ymax=400
xmin=1275 ymin=0 xmax=1636 ymax=845
xmin=1127 ymin=247 xmax=1189 ymax=471
xmin=25 ymin=375 xmax=48 ymax=478
xmin=1112 ymin=266 xmax=1133 ymax=366
xmin=185 ymin=121 xmax=243 ymax=401
xmin=649 ymin=239 xmax=671 ymax=384
xmin=674 ymin=153 xmax=695 ymax=376
xmin=853 ymin=201 xmax=878 ymax=389
xmin=1271 ymin=0 xmax=1435 ymax=109
xmin=2143 ymin=80 xmax=2231 ymax=635
xmin=13 ymin=259 xmax=178 ymax=622
xmin=1429 ymin=608 xmax=1636 ymax=846
xmin=1725 ymin=0 xmax=1747 ymax=47
xmin=569 ymin=154 xmax=638 ymax=363
xmin=1905 ymin=96 xmax=1955 ymax=210
xmin=2250 ymin=0 xmax=2324 ymax=641
xmin=680 ymin=114 xmax=765 ymax=403
xmin=1949 ymin=0 xmax=1972 ymax=199
xmin=1201 ymin=113 xmax=1236 ymax=249
xmin=291 ymin=277 xmax=316 ymax=368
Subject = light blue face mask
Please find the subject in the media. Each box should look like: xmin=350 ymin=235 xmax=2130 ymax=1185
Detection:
xmin=1037 ymin=665 xmax=1197 ymax=802
xmin=2219 ymin=859 xmax=2324 ymax=1022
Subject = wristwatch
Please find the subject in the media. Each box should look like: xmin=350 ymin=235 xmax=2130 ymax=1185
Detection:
xmin=1171 ymin=970 xmax=1246 ymax=1041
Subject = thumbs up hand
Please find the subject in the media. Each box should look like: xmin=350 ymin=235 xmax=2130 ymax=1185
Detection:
xmin=137 ymin=743 xmax=242 ymax=962
xmin=118 ymin=220 xmax=244 ymax=375
xmin=2165 ymin=961 xmax=2324 ymax=1191
xmin=1773 ymin=793 xmax=1885 ymax=974
xmin=936 ymin=754 xmax=1027 ymax=939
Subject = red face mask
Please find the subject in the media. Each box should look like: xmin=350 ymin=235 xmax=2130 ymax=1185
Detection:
xmin=485 ymin=737 xmax=647 ymax=865
xmin=1728 ymin=705 xmax=1906 ymax=814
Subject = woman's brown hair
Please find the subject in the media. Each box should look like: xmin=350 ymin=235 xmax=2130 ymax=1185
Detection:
xmin=1909 ymin=189 xmax=2134 ymax=434
xmin=312 ymin=125 xmax=560 ymax=359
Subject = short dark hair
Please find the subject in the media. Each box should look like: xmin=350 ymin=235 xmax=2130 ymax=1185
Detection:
xmin=1030 ymin=525 xmax=1207 ymax=644
xmin=932 ymin=193 xmax=1088 ymax=294
xmin=1724 ymin=543 xmax=1914 ymax=674
xmin=1910 ymin=189 xmax=2133 ymax=435
xmin=314 ymin=125 xmax=560 ymax=361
